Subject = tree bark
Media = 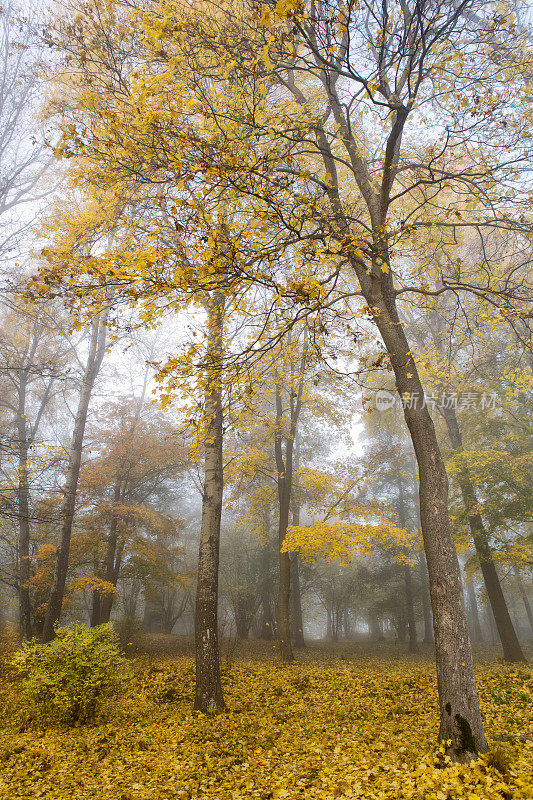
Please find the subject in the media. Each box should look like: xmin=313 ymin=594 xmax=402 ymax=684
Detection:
xmin=42 ymin=312 xmax=108 ymax=642
xmin=194 ymin=292 xmax=225 ymax=712
xmin=441 ymin=407 xmax=526 ymax=663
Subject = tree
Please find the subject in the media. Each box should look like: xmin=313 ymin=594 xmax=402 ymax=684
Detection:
xmin=273 ymin=329 xmax=308 ymax=662
xmin=0 ymin=1 xmax=52 ymax=261
xmin=403 ymin=291 xmax=528 ymax=662
xmin=194 ymin=292 xmax=226 ymax=711
xmin=72 ymin=399 xmax=189 ymax=627
xmin=0 ymin=297 xmax=71 ymax=637
xmin=42 ymin=309 xmax=108 ymax=641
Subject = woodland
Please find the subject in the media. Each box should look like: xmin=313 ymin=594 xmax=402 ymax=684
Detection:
xmin=0 ymin=0 xmax=532 ymax=798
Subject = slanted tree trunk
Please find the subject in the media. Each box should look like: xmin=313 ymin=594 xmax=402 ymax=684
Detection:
xmin=42 ymin=312 xmax=108 ymax=643
xmin=466 ymin=580 xmax=484 ymax=643
xmin=358 ymin=253 xmax=487 ymax=758
xmin=441 ymin=407 xmax=525 ymax=663
xmin=311 ymin=84 xmax=487 ymax=754
xmin=194 ymin=292 xmax=225 ymax=713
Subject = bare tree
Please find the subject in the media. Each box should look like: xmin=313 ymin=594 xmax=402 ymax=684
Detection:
xmin=0 ymin=298 xmax=71 ymax=637
xmin=0 ymin=1 xmax=52 ymax=262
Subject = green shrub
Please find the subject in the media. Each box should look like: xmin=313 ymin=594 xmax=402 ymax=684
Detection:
xmin=12 ymin=623 xmax=130 ymax=724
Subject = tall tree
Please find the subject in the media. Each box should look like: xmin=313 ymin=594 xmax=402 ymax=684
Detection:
xmin=0 ymin=1 xmax=52 ymax=260
xmin=194 ymin=291 xmax=226 ymax=712
xmin=42 ymin=309 xmax=108 ymax=641
xmin=273 ymin=331 xmax=308 ymax=663
xmin=0 ymin=299 xmax=70 ymax=637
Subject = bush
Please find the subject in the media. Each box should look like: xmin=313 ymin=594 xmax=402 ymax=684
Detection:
xmin=12 ymin=623 xmax=130 ymax=724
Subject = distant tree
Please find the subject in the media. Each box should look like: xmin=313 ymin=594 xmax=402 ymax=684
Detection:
xmin=42 ymin=309 xmax=108 ymax=642
xmin=0 ymin=1 xmax=52 ymax=261
xmin=0 ymin=298 xmax=72 ymax=637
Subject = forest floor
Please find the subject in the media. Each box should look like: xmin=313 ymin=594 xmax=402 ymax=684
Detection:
xmin=0 ymin=637 xmax=531 ymax=800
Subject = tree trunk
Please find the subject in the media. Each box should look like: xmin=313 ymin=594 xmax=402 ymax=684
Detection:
xmin=274 ymin=383 xmax=294 ymax=664
xmin=403 ymin=564 xmax=418 ymax=653
xmin=16 ymin=402 xmax=32 ymax=640
xmin=418 ymin=553 xmax=434 ymax=645
xmin=396 ymin=614 xmax=407 ymax=644
xmin=342 ymin=608 xmax=350 ymax=638
xmin=289 ymin=482 xmax=305 ymax=648
xmin=396 ymin=475 xmax=418 ymax=653
xmin=277 ymin=537 xmax=293 ymax=661
xmin=234 ymin=603 xmax=249 ymax=639
xmin=515 ymin=569 xmax=533 ymax=635
xmin=290 ymin=556 xmax=305 ymax=648
xmin=98 ymin=496 xmax=125 ymax=624
xmin=487 ymin=607 xmax=498 ymax=644
xmin=42 ymin=312 xmax=108 ymax=642
xmin=194 ymin=292 xmax=225 ymax=713
xmin=273 ymin=340 xmax=307 ymax=664
xmin=441 ymin=407 xmax=526 ymax=663
xmin=260 ymin=590 xmax=273 ymax=639
xmin=466 ymin=580 xmax=484 ymax=643
xmin=90 ymin=592 xmax=101 ymax=627
xmin=358 ymin=252 xmax=487 ymax=758
xmin=326 ymin=601 xmax=333 ymax=640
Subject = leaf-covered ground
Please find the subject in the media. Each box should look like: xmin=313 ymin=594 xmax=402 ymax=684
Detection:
xmin=1 ymin=642 xmax=531 ymax=800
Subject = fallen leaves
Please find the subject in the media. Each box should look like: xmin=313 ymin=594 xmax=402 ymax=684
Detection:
xmin=0 ymin=650 xmax=531 ymax=799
